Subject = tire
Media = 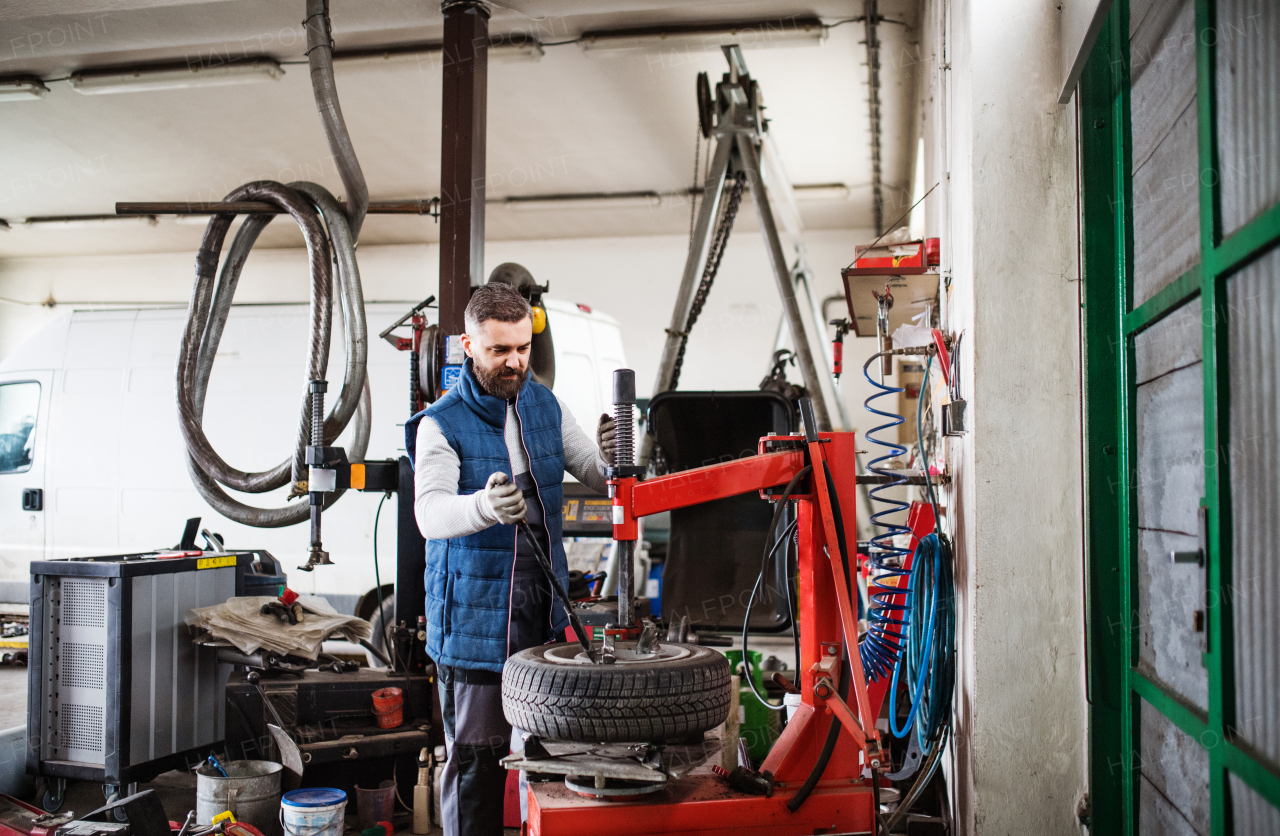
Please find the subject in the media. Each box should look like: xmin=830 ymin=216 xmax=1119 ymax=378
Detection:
xmin=501 ymin=641 xmax=732 ymax=743
xmin=365 ymin=593 xmax=395 ymax=669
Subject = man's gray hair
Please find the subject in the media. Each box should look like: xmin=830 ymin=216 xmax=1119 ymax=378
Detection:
xmin=464 ymin=282 xmax=532 ymax=333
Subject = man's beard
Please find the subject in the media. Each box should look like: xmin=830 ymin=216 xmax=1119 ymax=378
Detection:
xmin=475 ymin=362 xmax=528 ymax=400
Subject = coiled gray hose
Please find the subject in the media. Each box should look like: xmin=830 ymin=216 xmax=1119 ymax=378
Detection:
xmin=304 ymin=0 xmax=368 ymax=238
xmin=176 ymin=0 xmax=370 ymax=527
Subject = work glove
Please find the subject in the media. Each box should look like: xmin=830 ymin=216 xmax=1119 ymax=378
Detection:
xmin=483 ymin=472 xmax=526 ymax=525
xmin=597 ymin=413 xmax=617 ymax=463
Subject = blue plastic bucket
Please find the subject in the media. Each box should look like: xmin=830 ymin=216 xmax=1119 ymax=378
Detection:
xmin=280 ymin=788 xmax=346 ymax=836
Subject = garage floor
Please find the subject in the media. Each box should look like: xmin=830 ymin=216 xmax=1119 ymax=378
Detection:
xmin=53 ymin=777 xmax=488 ymax=836
xmin=0 ymin=662 xmax=514 ymax=836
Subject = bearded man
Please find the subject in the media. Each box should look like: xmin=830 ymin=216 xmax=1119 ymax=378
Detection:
xmin=405 ymin=277 xmax=616 ymax=836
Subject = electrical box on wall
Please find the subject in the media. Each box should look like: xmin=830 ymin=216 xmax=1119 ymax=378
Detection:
xmin=840 ymin=237 xmax=942 ymax=336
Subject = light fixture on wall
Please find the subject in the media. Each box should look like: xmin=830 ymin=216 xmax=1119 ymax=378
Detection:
xmin=0 ymin=76 xmax=50 ymax=102
xmin=69 ymin=59 xmax=284 ymax=95
xmin=578 ymin=17 xmax=826 ymax=57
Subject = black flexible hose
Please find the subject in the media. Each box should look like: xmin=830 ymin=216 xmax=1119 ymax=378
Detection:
xmin=885 ymin=722 xmax=951 ymax=832
xmin=824 ymin=462 xmax=854 ymax=600
xmin=871 ymin=772 xmax=885 ymax=835
xmin=742 ymin=517 xmax=798 ymax=711
xmin=785 ymin=520 xmax=800 ymax=681
xmin=787 ymin=659 xmax=848 ymax=813
xmin=741 ymin=466 xmax=812 ymax=710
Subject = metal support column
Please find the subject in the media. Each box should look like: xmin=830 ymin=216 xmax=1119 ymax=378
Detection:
xmin=651 ymin=138 xmax=734 ymax=397
xmin=642 ymin=47 xmax=837 ymax=464
xmin=395 ymin=455 xmax=427 ymax=671
xmin=438 ymin=0 xmax=489 ymax=336
xmin=760 ymin=132 xmax=851 ymax=430
xmin=639 ymin=134 xmax=734 ymax=466
xmin=737 ymin=131 xmax=831 ymax=431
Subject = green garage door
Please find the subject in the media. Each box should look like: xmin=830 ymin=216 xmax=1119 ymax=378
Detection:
xmin=1080 ymin=0 xmax=1280 ymax=833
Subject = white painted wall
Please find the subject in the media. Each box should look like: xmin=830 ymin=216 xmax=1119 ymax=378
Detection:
xmin=0 ymin=227 xmax=887 ymax=437
xmin=921 ymin=0 xmax=1089 ymax=831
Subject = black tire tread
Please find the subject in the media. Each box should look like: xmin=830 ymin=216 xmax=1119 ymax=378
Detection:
xmin=501 ymin=643 xmax=732 ymax=743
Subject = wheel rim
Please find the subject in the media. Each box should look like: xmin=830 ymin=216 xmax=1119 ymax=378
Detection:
xmin=565 ymin=775 xmax=665 ymax=797
xmin=540 ymin=641 xmax=693 ymax=666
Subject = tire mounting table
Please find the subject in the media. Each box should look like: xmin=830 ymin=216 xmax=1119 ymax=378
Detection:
xmin=500 ymin=731 xmax=724 ymax=797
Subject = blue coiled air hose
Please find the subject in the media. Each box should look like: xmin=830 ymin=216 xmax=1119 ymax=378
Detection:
xmin=858 ymin=351 xmax=914 ymax=683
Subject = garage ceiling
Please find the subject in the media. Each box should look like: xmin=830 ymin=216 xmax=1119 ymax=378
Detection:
xmin=0 ymin=0 xmax=921 ymax=256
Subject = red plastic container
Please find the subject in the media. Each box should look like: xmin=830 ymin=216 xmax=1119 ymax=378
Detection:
xmin=370 ymin=687 xmax=403 ymax=729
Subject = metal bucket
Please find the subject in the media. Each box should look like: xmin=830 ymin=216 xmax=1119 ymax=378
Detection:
xmin=196 ymin=759 xmax=283 ymax=836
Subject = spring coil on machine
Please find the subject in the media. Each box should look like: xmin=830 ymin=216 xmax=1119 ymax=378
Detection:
xmin=858 ymin=351 xmax=914 ymax=683
xmin=613 ymin=401 xmax=634 ymax=466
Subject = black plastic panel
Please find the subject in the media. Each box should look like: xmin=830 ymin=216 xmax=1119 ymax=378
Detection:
xmin=647 ymin=391 xmax=795 ymax=632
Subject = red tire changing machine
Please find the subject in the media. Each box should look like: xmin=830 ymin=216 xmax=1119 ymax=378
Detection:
xmin=523 ymin=402 xmax=933 ymax=835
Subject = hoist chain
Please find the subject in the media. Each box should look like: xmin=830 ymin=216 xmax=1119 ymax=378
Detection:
xmin=670 ymin=173 xmax=747 ymax=389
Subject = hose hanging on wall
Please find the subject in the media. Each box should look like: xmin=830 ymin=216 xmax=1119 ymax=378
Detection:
xmin=880 ymin=356 xmax=956 ymax=831
xmin=892 ymin=356 xmax=955 ymax=749
xmin=857 ymin=350 xmax=913 ymax=681
xmin=176 ymin=0 xmax=370 ymax=528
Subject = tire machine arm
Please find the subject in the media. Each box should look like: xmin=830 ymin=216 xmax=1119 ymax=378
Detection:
xmin=599 ymin=380 xmax=891 ymax=831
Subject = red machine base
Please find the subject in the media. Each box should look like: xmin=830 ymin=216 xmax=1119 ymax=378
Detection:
xmin=527 ymin=774 xmax=875 ymax=836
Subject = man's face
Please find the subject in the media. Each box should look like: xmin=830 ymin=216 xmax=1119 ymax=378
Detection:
xmin=461 ymin=317 xmax=533 ymax=400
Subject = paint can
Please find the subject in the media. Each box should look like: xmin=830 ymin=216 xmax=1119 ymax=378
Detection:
xmin=280 ymin=788 xmax=347 ymax=836
xmin=371 ymin=687 xmax=403 ymax=729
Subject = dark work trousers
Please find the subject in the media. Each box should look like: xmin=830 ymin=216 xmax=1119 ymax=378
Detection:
xmin=437 ymin=566 xmax=551 ymax=836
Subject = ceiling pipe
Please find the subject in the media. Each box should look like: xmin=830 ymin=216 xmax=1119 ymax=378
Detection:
xmin=863 ymin=0 xmax=884 ymax=234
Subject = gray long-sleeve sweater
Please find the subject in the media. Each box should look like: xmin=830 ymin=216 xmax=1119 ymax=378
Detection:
xmin=413 ymin=396 xmax=609 ymax=540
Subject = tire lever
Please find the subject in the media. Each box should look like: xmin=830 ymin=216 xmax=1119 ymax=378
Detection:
xmin=517 ymin=519 xmax=597 ymax=662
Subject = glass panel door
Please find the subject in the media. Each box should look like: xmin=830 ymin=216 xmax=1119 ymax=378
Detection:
xmin=1080 ymin=1 xmax=1280 ymax=833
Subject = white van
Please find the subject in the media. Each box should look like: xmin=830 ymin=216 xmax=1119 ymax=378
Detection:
xmin=0 ymin=299 xmax=626 ymax=615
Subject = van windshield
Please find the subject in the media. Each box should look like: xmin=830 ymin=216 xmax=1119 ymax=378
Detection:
xmin=0 ymin=381 xmax=39 ymax=474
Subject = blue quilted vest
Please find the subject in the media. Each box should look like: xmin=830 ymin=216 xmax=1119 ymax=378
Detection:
xmin=405 ymin=359 xmax=569 ymax=672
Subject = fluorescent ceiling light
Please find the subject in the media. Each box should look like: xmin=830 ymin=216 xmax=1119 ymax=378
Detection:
xmin=579 ymin=18 xmax=826 ymax=56
xmin=0 ymin=76 xmax=49 ymax=102
xmin=494 ymin=192 xmax=663 ymax=211
xmin=25 ymin=215 xmax=158 ymax=230
xmin=334 ymin=39 xmax=543 ymax=69
xmin=173 ymin=213 xmax=236 ymax=226
xmin=490 ymin=41 xmax=545 ymax=63
xmin=70 ymin=60 xmax=283 ymax=95
xmin=793 ymin=183 xmax=851 ymax=201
